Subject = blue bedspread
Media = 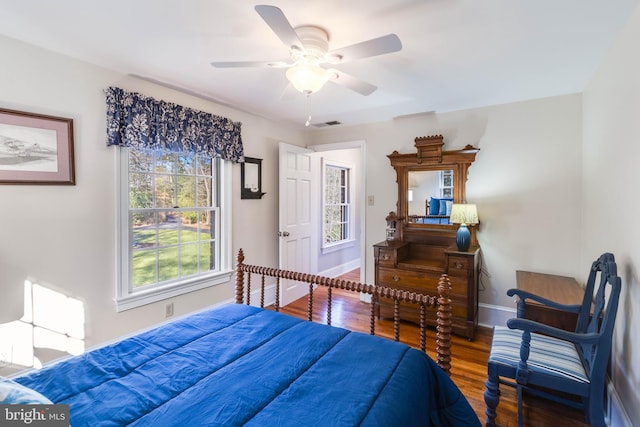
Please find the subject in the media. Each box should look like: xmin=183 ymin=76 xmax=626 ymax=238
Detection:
xmin=15 ymin=304 xmax=479 ymax=426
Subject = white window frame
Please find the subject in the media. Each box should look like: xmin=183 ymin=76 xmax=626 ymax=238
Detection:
xmin=440 ymin=169 xmax=453 ymax=198
xmin=321 ymin=159 xmax=354 ymax=251
xmin=115 ymin=148 xmax=232 ymax=312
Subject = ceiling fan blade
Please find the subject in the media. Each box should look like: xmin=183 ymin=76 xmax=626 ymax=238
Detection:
xmin=255 ymin=5 xmax=303 ymax=50
xmin=328 ymin=69 xmax=377 ymax=96
xmin=329 ymin=34 xmax=402 ymax=63
xmin=211 ymin=60 xmax=291 ymax=68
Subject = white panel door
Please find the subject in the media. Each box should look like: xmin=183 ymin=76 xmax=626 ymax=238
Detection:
xmin=279 ymin=142 xmax=317 ymax=306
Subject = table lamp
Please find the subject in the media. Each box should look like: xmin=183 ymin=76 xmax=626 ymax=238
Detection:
xmin=449 ymin=204 xmax=478 ymax=252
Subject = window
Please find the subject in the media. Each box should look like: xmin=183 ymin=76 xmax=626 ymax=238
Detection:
xmin=440 ymin=170 xmax=453 ymax=198
xmin=116 ymin=148 xmax=232 ymax=311
xmin=323 ymin=161 xmax=352 ymax=247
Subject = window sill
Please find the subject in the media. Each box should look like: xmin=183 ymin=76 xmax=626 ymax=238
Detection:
xmin=321 ymin=239 xmax=356 ymax=254
xmin=115 ymin=270 xmax=233 ymax=312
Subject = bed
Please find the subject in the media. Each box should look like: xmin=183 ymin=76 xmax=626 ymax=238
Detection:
xmin=4 ymin=250 xmax=480 ymax=427
xmin=408 ymin=197 xmax=454 ymax=225
xmin=409 ymin=215 xmax=451 ymax=225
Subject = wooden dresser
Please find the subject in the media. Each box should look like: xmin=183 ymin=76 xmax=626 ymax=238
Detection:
xmin=374 ymin=240 xmax=480 ymax=339
xmin=376 ymin=135 xmax=481 ymax=340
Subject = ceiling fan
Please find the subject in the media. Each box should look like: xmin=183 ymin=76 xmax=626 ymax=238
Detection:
xmin=210 ymin=5 xmax=402 ymax=96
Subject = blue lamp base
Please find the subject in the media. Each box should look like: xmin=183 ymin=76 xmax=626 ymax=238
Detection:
xmin=455 ymin=224 xmax=471 ymax=252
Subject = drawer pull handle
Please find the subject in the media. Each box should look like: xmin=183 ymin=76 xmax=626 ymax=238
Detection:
xmin=454 ymin=262 xmax=464 ymax=269
xmin=392 ymin=275 xmax=400 ymax=282
xmin=381 ymin=254 xmax=390 ymax=261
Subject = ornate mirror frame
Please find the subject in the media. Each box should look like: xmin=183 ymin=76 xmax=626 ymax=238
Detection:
xmin=387 ymin=135 xmax=479 ymax=241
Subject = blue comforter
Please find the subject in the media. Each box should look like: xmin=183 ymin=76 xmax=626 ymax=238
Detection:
xmin=15 ymin=304 xmax=479 ymax=426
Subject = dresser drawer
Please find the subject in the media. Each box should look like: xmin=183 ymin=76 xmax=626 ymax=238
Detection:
xmin=450 ymin=295 xmax=469 ymax=318
xmin=376 ymin=248 xmax=396 ymax=266
xmin=378 ymin=267 xmax=440 ymax=292
xmin=447 ymin=255 xmax=470 ymax=276
xmin=448 ymin=276 xmax=470 ymax=298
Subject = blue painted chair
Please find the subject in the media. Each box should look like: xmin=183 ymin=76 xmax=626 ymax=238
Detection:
xmin=484 ymin=253 xmax=621 ymax=427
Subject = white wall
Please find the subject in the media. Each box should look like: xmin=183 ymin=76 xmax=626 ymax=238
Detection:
xmin=583 ymin=4 xmax=640 ymax=425
xmin=310 ymin=94 xmax=583 ymax=313
xmin=0 ymin=35 xmax=307 ymax=373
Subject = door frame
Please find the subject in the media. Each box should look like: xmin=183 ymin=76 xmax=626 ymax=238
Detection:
xmin=308 ymin=140 xmax=367 ymax=284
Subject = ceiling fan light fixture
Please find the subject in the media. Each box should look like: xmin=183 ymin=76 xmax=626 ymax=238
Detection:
xmin=286 ymin=63 xmax=331 ymax=94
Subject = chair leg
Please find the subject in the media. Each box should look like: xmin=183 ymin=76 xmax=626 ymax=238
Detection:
xmin=587 ymin=394 xmax=606 ymax=427
xmin=484 ymin=366 xmax=500 ymax=426
xmin=517 ymin=385 xmax=523 ymax=427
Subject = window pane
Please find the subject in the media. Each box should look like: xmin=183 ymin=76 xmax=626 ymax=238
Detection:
xmin=199 ymin=241 xmax=214 ymax=271
xmin=181 ymin=211 xmax=198 ymax=243
xmin=197 ymin=177 xmax=212 ymax=207
xmin=196 ymin=156 xmax=212 ymax=177
xmin=132 ymin=212 xmax=157 ymax=249
xmin=180 ymin=243 xmax=199 ymax=276
xmin=130 ymin=149 xmax=153 ymax=172
xmin=177 ymin=153 xmax=195 ymax=175
xmin=155 ymin=175 xmax=177 ymax=208
xmin=177 ymin=175 xmax=196 ymax=207
xmin=129 ymin=173 xmax=153 ymax=208
xmin=340 ymin=205 xmax=348 ymax=222
xmin=198 ymin=211 xmax=214 ymax=240
xmin=155 ymin=151 xmax=177 ymax=174
xmin=132 ymin=249 xmax=157 ymax=287
xmin=158 ymin=247 xmax=179 ymax=282
xmin=325 ymin=206 xmax=338 ymax=224
xmin=158 ymin=212 xmax=179 ymax=246
xmin=325 ymin=224 xmax=340 ymax=244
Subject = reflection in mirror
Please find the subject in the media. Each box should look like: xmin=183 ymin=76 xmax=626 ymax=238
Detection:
xmin=243 ymin=162 xmax=259 ymax=192
xmin=241 ymin=157 xmax=265 ymax=199
xmin=407 ymin=170 xmax=453 ymax=216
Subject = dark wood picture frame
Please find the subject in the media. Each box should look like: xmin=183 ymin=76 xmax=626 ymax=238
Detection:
xmin=0 ymin=108 xmax=75 ymax=185
xmin=241 ymin=157 xmax=265 ymax=199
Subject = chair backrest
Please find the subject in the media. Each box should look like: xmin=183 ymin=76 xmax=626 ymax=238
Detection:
xmin=574 ymin=252 xmax=621 ymax=378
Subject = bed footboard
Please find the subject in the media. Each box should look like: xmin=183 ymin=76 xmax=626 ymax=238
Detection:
xmin=235 ymin=248 xmax=453 ymax=375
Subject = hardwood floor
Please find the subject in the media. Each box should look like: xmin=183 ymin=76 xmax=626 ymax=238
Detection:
xmin=277 ymin=269 xmax=590 ymax=427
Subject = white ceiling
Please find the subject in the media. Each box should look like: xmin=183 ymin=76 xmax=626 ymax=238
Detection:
xmin=1 ymin=0 xmax=638 ymax=129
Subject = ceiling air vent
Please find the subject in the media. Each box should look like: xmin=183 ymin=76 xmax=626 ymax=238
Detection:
xmin=312 ymin=120 xmax=342 ymax=128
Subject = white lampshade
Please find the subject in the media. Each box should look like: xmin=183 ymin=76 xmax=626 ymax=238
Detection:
xmin=286 ymin=63 xmax=331 ymax=94
xmin=449 ymin=204 xmax=479 ymax=225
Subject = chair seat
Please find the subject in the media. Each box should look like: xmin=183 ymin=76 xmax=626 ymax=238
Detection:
xmin=489 ymin=326 xmax=589 ymax=384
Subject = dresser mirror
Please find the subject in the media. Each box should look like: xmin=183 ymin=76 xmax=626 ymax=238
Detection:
xmin=387 ymin=135 xmax=479 ymax=238
xmin=407 ymin=169 xmax=454 ymax=219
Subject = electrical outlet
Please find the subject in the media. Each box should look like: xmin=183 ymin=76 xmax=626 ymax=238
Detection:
xmin=165 ymin=302 xmax=174 ymax=317
xmin=367 ymin=195 xmax=375 ymax=206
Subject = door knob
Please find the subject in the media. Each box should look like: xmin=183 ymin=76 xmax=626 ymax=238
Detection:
xmin=278 ymin=231 xmax=290 ymax=237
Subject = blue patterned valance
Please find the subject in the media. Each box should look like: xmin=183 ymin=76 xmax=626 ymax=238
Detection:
xmin=105 ymin=87 xmax=244 ymax=162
